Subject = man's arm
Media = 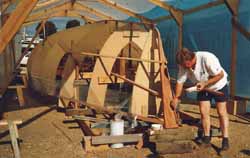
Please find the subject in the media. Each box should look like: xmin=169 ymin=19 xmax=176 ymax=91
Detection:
xmin=171 ymin=82 xmax=184 ymax=109
xmin=197 ymin=70 xmax=224 ymax=91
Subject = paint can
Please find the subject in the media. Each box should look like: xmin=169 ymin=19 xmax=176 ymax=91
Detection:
xmin=110 ymin=119 xmax=124 ymax=148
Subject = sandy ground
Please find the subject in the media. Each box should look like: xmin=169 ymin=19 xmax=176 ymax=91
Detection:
xmin=0 ymin=90 xmax=250 ymax=158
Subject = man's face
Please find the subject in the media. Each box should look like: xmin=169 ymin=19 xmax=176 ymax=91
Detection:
xmin=182 ymin=58 xmax=196 ymax=69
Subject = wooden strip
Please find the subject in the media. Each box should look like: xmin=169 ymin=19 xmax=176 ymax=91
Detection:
xmin=232 ymin=17 xmax=250 ymax=41
xmin=91 ymin=133 xmax=143 ymax=145
xmin=230 ymin=16 xmax=238 ymax=97
xmin=79 ymin=52 xmax=164 ymax=64
xmin=0 ymin=0 xmax=39 ymax=54
xmin=155 ymin=29 xmax=178 ymax=128
xmin=111 ymin=72 xmax=160 ymax=97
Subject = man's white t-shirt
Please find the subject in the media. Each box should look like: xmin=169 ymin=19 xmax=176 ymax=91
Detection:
xmin=177 ymin=51 xmax=228 ymax=91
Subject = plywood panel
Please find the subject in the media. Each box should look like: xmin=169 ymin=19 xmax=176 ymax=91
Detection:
xmin=86 ymin=32 xmax=130 ymax=106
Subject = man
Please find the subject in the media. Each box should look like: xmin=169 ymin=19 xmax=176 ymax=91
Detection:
xmin=171 ymin=48 xmax=229 ymax=150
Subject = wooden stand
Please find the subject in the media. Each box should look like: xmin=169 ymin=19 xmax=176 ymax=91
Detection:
xmin=83 ymin=134 xmax=143 ymax=152
xmin=227 ymin=99 xmax=248 ymax=115
xmin=0 ymin=120 xmax=22 ymax=158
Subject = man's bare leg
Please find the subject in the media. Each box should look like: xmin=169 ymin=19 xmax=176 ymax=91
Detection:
xmin=199 ymin=101 xmax=211 ymax=137
xmin=216 ymin=101 xmax=229 ymax=150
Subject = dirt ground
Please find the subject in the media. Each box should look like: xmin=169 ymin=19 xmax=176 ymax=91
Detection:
xmin=0 ymin=90 xmax=250 ymax=158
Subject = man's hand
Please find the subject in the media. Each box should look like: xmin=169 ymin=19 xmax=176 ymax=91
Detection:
xmin=171 ymin=97 xmax=180 ymax=110
xmin=196 ymin=81 xmax=208 ymax=91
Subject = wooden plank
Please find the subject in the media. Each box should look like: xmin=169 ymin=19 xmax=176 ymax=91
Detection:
xmin=65 ymin=108 xmax=94 ymax=116
xmin=90 ymin=133 xmax=143 ymax=145
xmin=97 ymin=0 xmax=153 ymax=24
xmin=232 ymin=17 xmax=250 ymax=41
xmin=0 ymin=0 xmax=39 ymax=54
xmin=82 ymin=136 xmax=109 ymax=152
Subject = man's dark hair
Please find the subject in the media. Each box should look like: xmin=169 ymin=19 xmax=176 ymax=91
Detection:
xmin=176 ymin=48 xmax=195 ymax=65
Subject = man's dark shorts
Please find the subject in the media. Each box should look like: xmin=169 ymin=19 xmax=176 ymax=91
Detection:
xmin=197 ymin=85 xmax=229 ymax=102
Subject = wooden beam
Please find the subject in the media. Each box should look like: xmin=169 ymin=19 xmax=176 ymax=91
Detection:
xmin=0 ymin=0 xmax=39 ymax=54
xmin=169 ymin=8 xmax=183 ymax=26
xmin=97 ymin=0 xmax=153 ymax=24
xmin=154 ymin=0 xmax=225 ymax=23
xmin=183 ymin=0 xmax=225 ymax=15
xmin=24 ymin=10 xmax=96 ymax=25
xmin=25 ymin=2 xmax=73 ymax=23
xmin=224 ymin=0 xmax=239 ymax=15
xmin=232 ymin=17 xmax=250 ymax=41
xmin=149 ymin=0 xmax=183 ymax=25
xmin=74 ymin=2 xmax=113 ymax=20
xmin=33 ymin=0 xmax=61 ymax=11
xmin=148 ymin=0 xmax=173 ymax=11
xmin=225 ymin=0 xmax=239 ymax=97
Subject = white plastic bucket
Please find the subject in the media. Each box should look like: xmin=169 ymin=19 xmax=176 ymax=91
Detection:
xmin=110 ymin=119 xmax=124 ymax=148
